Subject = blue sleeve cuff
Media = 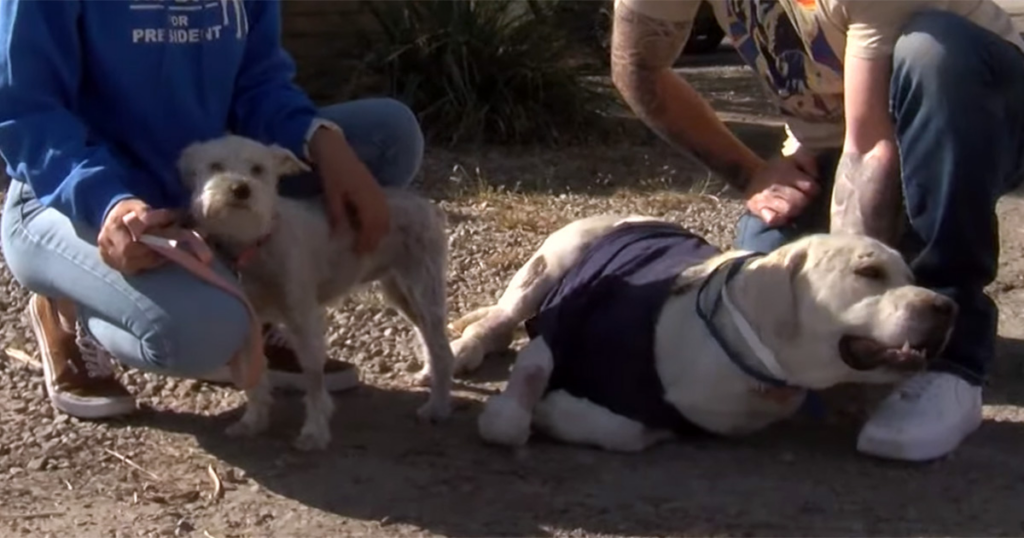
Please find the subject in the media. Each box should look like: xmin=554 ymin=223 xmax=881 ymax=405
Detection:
xmin=277 ymin=112 xmax=318 ymax=164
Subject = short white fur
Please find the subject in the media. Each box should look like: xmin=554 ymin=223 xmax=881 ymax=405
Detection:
xmin=450 ymin=215 xmax=957 ymax=452
xmin=179 ymin=135 xmax=455 ymax=451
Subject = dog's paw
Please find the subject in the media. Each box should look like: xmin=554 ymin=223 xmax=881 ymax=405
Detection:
xmin=416 ymin=396 xmax=452 ymax=423
xmin=293 ymin=426 xmax=331 ymax=451
xmin=451 ymin=337 xmax=485 ymax=375
xmin=477 ymin=395 xmax=532 ymax=447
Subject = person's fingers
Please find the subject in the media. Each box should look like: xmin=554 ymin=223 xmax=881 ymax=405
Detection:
xmin=746 ymin=194 xmax=780 ymax=226
xmin=140 ymin=207 xmax=178 ymax=229
xmin=121 ymin=243 xmax=166 ymax=274
xmin=768 ymin=185 xmax=811 ymax=220
xmin=749 ymin=185 xmax=809 ymax=226
xmin=353 ymin=202 xmax=378 ymax=254
xmin=324 ymin=188 xmax=348 ymax=235
xmin=787 ymin=175 xmax=820 ymax=197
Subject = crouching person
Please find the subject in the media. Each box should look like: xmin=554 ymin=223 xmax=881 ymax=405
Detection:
xmin=610 ymin=0 xmax=1024 ymax=460
xmin=0 ymin=0 xmax=424 ymax=418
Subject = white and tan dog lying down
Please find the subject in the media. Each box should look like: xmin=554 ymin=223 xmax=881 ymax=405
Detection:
xmin=448 ymin=215 xmax=957 ymax=452
xmin=178 ymin=135 xmax=454 ymax=451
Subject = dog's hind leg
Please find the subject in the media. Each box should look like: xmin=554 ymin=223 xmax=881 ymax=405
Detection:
xmin=450 ymin=252 xmax=562 ymax=376
xmin=448 ymin=305 xmax=494 ymax=335
xmin=477 ymin=336 xmax=553 ymax=447
xmin=532 ymin=391 xmax=675 ymax=452
xmin=381 ymin=272 xmax=453 ymax=423
xmin=283 ymin=307 xmax=336 ymax=451
xmin=450 ymin=217 xmax=630 ymax=376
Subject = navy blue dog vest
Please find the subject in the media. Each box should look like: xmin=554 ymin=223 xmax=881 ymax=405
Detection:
xmin=524 ymin=221 xmax=721 ymax=434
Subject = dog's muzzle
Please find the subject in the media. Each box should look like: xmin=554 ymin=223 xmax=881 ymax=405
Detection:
xmin=839 ymin=294 xmax=957 ymax=373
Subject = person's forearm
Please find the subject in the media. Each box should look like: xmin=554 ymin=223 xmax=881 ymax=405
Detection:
xmin=610 ymin=5 xmax=764 ymax=191
xmin=830 ymin=140 xmax=903 ymax=245
xmin=615 ymin=69 xmax=765 ymax=191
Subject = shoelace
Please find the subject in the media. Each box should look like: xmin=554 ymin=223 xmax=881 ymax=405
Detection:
xmin=75 ymin=324 xmax=116 ymax=379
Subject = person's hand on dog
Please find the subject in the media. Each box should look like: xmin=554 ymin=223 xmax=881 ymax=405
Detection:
xmin=98 ymin=198 xmax=178 ymax=274
xmin=310 ymin=127 xmax=390 ymax=255
xmin=743 ymin=148 xmax=821 ymax=227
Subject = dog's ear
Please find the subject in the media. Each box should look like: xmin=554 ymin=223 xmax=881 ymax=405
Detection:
xmin=739 ymin=243 xmax=808 ymax=343
xmin=773 ymin=246 xmax=808 ymax=341
xmin=269 ymin=144 xmax=312 ymax=178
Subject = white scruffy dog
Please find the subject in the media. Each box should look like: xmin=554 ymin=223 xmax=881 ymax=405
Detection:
xmin=449 ymin=215 xmax=957 ymax=452
xmin=178 ymin=135 xmax=454 ymax=451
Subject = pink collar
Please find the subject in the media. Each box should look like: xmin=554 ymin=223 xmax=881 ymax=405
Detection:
xmin=233 ymin=216 xmax=278 ymax=269
xmin=234 ymin=231 xmax=273 ymax=269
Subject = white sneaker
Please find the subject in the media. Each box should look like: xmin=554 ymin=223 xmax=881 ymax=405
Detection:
xmin=857 ymin=371 xmax=982 ymax=462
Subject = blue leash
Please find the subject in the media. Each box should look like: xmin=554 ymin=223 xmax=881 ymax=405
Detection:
xmin=693 ymin=254 xmax=826 ymax=421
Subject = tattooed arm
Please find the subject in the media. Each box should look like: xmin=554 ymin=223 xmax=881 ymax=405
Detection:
xmin=610 ymin=1 xmax=764 ymax=192
xmin=830 ymin=53 xmax=903 ymax=245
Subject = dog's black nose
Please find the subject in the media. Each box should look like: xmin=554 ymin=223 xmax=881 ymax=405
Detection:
xmin=230 ymin=182 xmax=251 ymax=201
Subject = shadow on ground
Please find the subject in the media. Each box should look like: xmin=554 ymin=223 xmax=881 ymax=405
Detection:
xmin=130 ymin=343 xmax=1024 ymax=537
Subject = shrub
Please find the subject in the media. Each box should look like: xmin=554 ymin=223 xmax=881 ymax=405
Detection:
xmin=356 ymin=0 xmax=619 ymax=147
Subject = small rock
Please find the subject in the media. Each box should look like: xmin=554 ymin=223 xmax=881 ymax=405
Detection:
xmin=173 ymin=518 xmax=194 ymax=536
xmin=26 ymin=456 xmax=48 ymax=471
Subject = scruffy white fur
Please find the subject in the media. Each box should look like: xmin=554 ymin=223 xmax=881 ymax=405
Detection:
xmin=451 ymin=215 xmax=957 ymax=452
xmin=178 ymin=135 xmax=454 ymax=451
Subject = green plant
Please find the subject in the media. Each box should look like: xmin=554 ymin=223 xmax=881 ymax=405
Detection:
xmin=357 ymin=0 xmax=618 ymax=147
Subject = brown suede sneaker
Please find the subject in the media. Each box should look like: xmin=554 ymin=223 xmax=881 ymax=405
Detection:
xmin=27 ymin=294 xmax=136 ymax=419
xmin=199 ymin=324 xmax=361 ymax=392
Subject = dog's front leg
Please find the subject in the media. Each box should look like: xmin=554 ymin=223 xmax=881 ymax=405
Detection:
xmin=225 ymin=373 xmax=273 ymax=437
xmin=283 ymin=306 xmax=335 ymax=451
xmin=533 ymin=390 xmax=675 ymax=452
xmin=477 ymin=336 xmax=553 ymax=447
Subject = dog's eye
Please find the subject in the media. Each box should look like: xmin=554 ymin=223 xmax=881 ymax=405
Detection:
xmin=250 ymin=164 xmax=264 ymax=176
xmin=854 ymin=265 xmax=886 ymax=281
xmin=209 ymin=162 xmax=224 ymax=173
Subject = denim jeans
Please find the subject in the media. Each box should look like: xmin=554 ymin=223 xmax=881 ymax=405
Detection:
xmin=734 ymin=11 xmax=1024 ymax=384
xmin=1 ymin=97 xmax=425 ymax=377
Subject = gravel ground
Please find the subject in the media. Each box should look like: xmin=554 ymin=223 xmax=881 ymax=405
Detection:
xmin=4 ymin=58 xmax=1024 ymax=537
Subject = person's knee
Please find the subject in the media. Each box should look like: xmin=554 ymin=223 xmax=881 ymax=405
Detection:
xmin=733 ymin=212 xmax=791 ymax=254
xmin=321 ymin=97 xmax=425 ymax=189
xmin=372 ymin=98 xmax=424 ymax=188
xmin=893 ymin=10 xmax=988 ymax=91
xmin=138 ymin=291 xmax=251 ymax=377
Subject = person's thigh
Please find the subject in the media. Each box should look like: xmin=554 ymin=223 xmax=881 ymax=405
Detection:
xmin=278 ymin=97 xmax=425 ymax=199
xmin=1 ymin=180 xmax=250 ymax=377
xmin=889 ymin=10 xmax=1024 ymax=381
xmin=732 ymin=149 xmax=840 ymax=253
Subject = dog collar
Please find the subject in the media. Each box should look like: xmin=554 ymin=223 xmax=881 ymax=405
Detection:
xmin=694 ymin=253 xmax=792 ymax=388
xmin=694 ymin=254 xmax=825 ymax=419
xmin=720 ymin=285 xmax=791 ymax=382
xmin=235 ymin=233 xmax=272 ymax=268
xmin=234 ymin=215 xmax=278 ymax=269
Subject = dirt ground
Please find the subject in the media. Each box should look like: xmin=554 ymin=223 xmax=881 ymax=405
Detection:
xmin=4 ymin=53 xmax=1024 ymax=538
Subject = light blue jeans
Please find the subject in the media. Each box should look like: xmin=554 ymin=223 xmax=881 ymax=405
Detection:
xmin=1 ymin=98 xmax=424 ymax=377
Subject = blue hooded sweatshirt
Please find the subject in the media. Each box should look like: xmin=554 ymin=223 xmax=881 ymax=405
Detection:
xmin=0 ymin=0 xmax=320 ymax=229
